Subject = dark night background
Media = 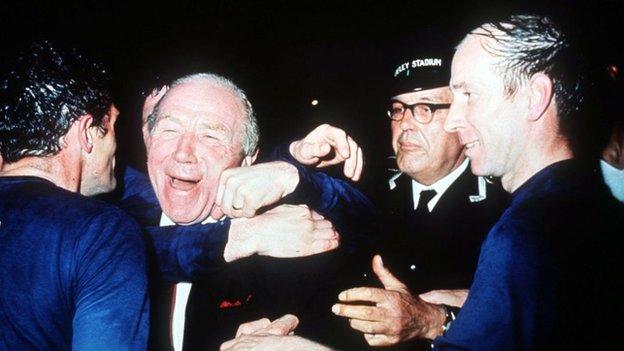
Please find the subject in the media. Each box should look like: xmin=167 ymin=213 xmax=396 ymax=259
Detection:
xmin=1 ymin=0 xmax=622 ymax=194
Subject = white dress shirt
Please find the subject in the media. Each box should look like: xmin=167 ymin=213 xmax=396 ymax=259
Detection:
xmin=411 ymin=159 xmax=470 ymax=212
xmin=160 ymin=213 xmax=217 ymax=351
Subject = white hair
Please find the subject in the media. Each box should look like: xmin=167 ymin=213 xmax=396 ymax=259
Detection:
xmin=147 ymin=72 xmax=259 ymax=156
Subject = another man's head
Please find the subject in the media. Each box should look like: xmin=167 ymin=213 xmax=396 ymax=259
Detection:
xmin=0 ymin=41 xmax=117 ymax=195
xmin=389 ymin=53 xmax=465 ymax=185
xmin=145 ymin=73 xmax=259 ymax=225
xmin=445 ymin=15 xmax=584 ymax=190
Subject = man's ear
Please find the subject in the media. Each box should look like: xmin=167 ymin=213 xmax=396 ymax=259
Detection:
xmin=528 ymin=73 xmax=554 ymax=122
xmin=76 ymin=114 xmax=95 ymax=153
xmin=240 ymin=148 xmax=259 ymax=167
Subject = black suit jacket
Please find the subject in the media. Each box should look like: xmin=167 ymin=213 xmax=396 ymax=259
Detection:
xmin=381 ymin=166 xmax=509 ymax=294
xmin=182 ymin=250 xmax=369 ymax=351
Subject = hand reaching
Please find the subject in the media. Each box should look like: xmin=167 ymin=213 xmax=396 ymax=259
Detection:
xmin=289 ymin=124 xmax=363 ymax=181
xmin=331 ymin=255 xmax=446 ymax=346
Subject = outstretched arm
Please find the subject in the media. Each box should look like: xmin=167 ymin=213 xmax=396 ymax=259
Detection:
xmin=119 ymin=166 xmax=339 ymax=282
xmin=272 ymin=125 xmax=379 ymax=253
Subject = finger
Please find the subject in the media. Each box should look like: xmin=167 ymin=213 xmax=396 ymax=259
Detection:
xmin=310 ymin=210 xmax=324 ymax=220
xmin=349 ymin=319 xmax=390 ymax=334
xmin=352 ymin=146 xmax=364 ymax=181
xmin=156 ymin=85 xmax=169 ymax=99
xmin=232 ymin=186 xmax=256 ymax=218
xmin=316 ymin=156 xmax=346 ymax=168
xmin=220 ymin=338 xmax=237 ymax=350
xmin=236 ymin=318 xmax=271 ymax=337
xmin=337 ymin=287 xmax=386 ymax=303
xmin=315 ymin=142 xmax=332 ymax=158
xmin=216 ymin=171 xmax=229 ymax=207
xmin=343 ymin=136 xmax=358 ymax=179
xmin=210 ymin=205 xmax=225 ymax=221
xmin=308 ymin=238 xmax=339 ymax=255
xmin=364 ymin=333 xmax=397 ymax=347
xmin=232 ymin=191 xmax=246 ymax=212
xmin=220 ymin=177 xmax=240 ymax=217
xmin=419 ymin=289 xmax=468 ymax=308
xmin=240 ymin=207 xmax=256 ymax=219
xmin=323 ymin=125 xmax=350 ymax=159
xmin=313 ymin=228 xmax=339 ymax=240
xmin=418 ymin=291 xmax=445 ymax=305
xmin=297 ymin=142 xmax=322 ymax=163
xmin=372 ymin=255 xmax=408 ymax=291
xmin=331 ymin=303 xmax=384 ymax=321
xmin=262 ymin=314 xmax=299 ymax=336
xmin=313 ymin=218 xmax=334 ymax=230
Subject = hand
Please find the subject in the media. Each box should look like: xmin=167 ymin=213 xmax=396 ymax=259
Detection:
xmin=289 ymin=124 xmax=363 ymax=181
xmin=220 ymin=335 xmax=331 ymax=351
xmin=142 ymin=85 xmax=168 ymax=124
xmin=221 ymin=315 xmax=332 ymax=351
xmin=419 ymin=289 xmax=468 ymax=308
xmin=331 ymin=255 xmax=446 ymax=346
xmin=235 ymin=314 xmax=299 ymax=337
xmin=224 ymin=205 xmax=339 ymax=261
xmin=215 ymin=161 xmax=299 ymax=218
xmin=141 ymin=85 xmax=168 ymax=145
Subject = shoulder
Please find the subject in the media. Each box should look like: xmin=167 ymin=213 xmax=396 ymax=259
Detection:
xmin=479 ymin=202 xmax=554 ymax=268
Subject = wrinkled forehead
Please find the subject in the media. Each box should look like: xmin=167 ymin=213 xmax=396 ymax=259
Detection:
xmin=157 ymin=81 xmax=246 ymax=129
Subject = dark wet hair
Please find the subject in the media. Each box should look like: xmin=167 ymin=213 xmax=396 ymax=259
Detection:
xmin=0 ymin=41 xmax=112 ymax=163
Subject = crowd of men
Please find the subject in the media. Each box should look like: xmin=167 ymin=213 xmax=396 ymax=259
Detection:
xmin=1 ymin=12 xmax=623 ymax=351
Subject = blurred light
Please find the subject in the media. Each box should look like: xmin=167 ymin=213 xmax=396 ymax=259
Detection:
xmin=311 ymin=99 xmax=319 ymax=106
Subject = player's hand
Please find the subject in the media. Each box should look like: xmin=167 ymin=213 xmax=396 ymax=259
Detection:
xmin=215 ymin=161 xmax=299 ymax=218
xmin=289 ymin=124 xmax=363 ymax=181
xmin=332 ymin=255 xmax=446 ymax=346
xmin=419 ymin=289 xmax=468 ymax=308
xmin=224 ymin=205 xmax=339 ymax=261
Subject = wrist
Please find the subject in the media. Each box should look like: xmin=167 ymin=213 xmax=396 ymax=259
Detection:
xmin=422 ymin=303 xmax=448 ymax=340
xmin=275 ymin=161 xmax=299 ymax=196
xmin=224 ymin=218 xmax=257 ymax=262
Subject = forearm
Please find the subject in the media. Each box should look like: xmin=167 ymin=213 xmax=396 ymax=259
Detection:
xmin=223 ymin=217 xmax=258 ymax=262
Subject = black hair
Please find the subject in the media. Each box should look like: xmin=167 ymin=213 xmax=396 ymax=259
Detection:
xmin=0 ymin=41 xmax=112 ymax=163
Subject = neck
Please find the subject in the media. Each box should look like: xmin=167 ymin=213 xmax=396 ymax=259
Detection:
xmin=410 ymin=156 xmax=466 ymax=186
xmin=502 ymin=133 xmax=572 ymax=193
xmin=0 ymin=154 xmax=81 ymax=192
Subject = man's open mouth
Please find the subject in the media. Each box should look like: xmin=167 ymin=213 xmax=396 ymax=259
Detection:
xmin=168 ymin=176 xmax=200 ymax=191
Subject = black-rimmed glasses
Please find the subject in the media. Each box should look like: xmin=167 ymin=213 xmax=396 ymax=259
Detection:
xmin=386 ymin=101 xmax=451 ymax=124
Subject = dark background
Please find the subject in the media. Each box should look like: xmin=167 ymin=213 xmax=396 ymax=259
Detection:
xmin=1 ymin=0 xmax=622 ymax=192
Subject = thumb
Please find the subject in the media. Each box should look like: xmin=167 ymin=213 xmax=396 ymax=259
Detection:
xmin=372 ymin=255 xmax=408 ymax=292
xmin=297 ymin=142 xmax=321 ymax=163
xmin=315 ymin=142 xmax=332 ymax=157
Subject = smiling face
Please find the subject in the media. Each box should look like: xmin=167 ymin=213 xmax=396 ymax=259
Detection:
xmin=146 ymin=80 xmax=246 ymax=225
xmin=390 ymin=86 xmax=465 ymax=185
xmin=445 ymin=31 xmax=530 ymax=183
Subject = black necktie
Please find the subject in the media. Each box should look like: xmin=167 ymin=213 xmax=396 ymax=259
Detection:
xmin=415 ymin=189 xmax=437 ymax=214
